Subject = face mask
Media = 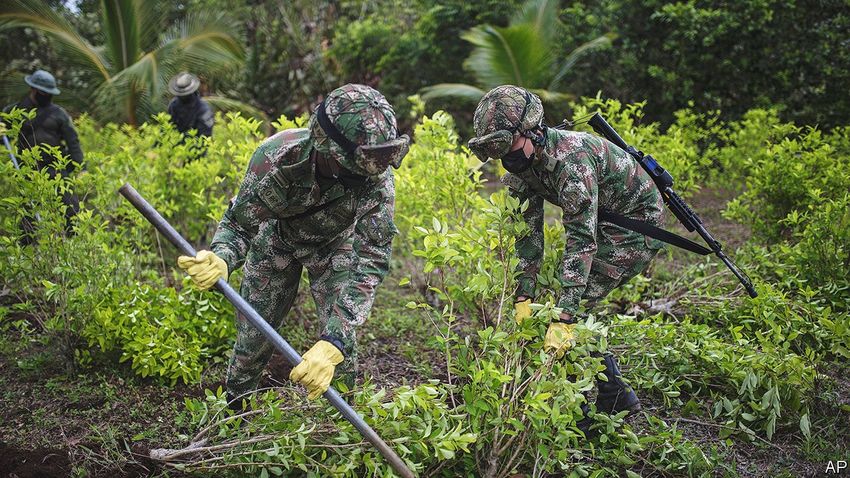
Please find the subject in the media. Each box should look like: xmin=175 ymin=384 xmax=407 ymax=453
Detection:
xmin=178 ymin=93 xmax=197 ymax=104
xmin=501 ymin=147 xmax=534 ymax=174
xmin=314 ymin=149 xmax=369 ymax=188
xmin=35 ymin=92 xmax=52 ymax=107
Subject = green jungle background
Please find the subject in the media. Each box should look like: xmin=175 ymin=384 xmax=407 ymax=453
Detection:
xmin=0 ymin=0 xmax=848 ymax=477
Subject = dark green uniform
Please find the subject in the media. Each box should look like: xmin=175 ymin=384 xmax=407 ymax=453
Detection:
xmin=4 ymin=96 xmax=83 ymax=231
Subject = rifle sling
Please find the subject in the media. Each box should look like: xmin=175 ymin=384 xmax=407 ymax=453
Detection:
xmin=598 ymin=209 xmax=712 ymax=255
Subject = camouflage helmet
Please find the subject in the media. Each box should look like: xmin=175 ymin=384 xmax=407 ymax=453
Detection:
xmin=468 ymin=85 xmax=544 ymax=162
xmin=308 ymin=84 xmax=410 ymax=176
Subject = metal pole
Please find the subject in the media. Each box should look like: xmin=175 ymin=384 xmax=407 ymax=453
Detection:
xmin=3 ymin=134 xmax=21 ymax=169
xmin=4 ymin=134 xmax=42 ymax=223
xmin=118 ymin=183 xmax=416 ymax=478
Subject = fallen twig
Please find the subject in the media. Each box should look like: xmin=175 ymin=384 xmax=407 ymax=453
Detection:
xmin=672 ymin=417 xmax=785 ymax=451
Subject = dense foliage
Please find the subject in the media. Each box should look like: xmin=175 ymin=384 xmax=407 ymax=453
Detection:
xmin=6 ymin=0 xmax=847 ymax=129
xmin=1 ymin=98 xmax=848 ymax=475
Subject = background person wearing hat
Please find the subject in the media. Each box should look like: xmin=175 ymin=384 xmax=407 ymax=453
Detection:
xmin=468 ymin=85 xmax=666 ymax=435
xmin=167 ymin=72 xmax=214 ymax=138
xmin=175 ymin=84 xmax=410 ymax=407
xmin=3 ymin=69 xmax=83 ymax=234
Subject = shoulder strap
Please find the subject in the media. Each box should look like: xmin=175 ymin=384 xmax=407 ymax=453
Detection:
xmin=599 ymin=209 xmax=711 ymax=255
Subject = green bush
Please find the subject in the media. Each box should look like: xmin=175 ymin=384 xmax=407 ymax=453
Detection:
xmin=615 ymin=313 xmax=814 ymax=441
xmin=3 ymin=99 xmax=848 ymax=474
xmin=559 ymin=0 xmax=850 ymax=128
xmin=170 ymin=383 xmax=475 ymax=476
xmin=0 ymin=108 xmax=260 ymax=379
xmin=724 ymin=124 xmax=850 ymax=241
xmin=84 ymin=281 xmax=234 ymax=384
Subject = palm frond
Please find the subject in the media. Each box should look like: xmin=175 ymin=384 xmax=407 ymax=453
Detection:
xmin=204 ymin=95 xmax=269 ymax=126
xmin=510 ymin=0 xmax=560 ymax=43
xmin=159 ymin=11 xmax=244 ymax=75
xmin=419 ymin=84 xmax=487 ymax=103
xmin=89 ymin=70 xmax=143 ymax=124
xmin=548 ymin=33 xmax=616 ymax=91
xmin=0 ymin=0 xmax=111 ymax=80
xmin=133 ymin=0 xmax=167 ymax=53
xmin=113 ymin=51 xmax=170 ymax=105
xmin=100 ymin=0 xmax=141 ymax=71
xmin=462 ymin=24 xmax=551 ymax=89
xmin=528 ymin=88 xmax=574 ymax=104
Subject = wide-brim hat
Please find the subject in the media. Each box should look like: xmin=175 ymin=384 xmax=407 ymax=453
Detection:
xmin=25 ymin=70 xmax=60 ymax=95
xmin=168 ymin=72 xmax=200 ymax=96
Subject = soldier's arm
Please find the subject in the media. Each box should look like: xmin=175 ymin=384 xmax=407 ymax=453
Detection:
xmin=210 ymin=144 xmax=275 ymax=273
xmin=59 ymin=109 xmax=84 ymax=170
xmin=557 ymin=158 xmax=599 ymax=315
xmin=511 ymin=187 xmax=544 ymax=299
xmin=322 ymin=173 xmax=397 ymax=357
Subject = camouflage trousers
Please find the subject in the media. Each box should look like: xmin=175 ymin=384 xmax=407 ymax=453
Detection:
xmin=572 ymin=222 xmax=663 ymax=315
xmin=226 ymin=221 xmax=359 ymax=399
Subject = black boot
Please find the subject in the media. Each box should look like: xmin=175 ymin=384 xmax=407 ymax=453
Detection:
xmin=595 ymin=354 xmax=641 ymax=415
xmin=226 ymin=391 xmax=248 ymax=413
xmin=575 ymin=402 xmax=596 ymax=438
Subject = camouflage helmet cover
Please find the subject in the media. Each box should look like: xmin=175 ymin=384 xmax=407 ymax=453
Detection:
xmin=468 ymin=85 xmax=544 ymax=162
xmin=308 ymin=84 xmax=410 ymax=176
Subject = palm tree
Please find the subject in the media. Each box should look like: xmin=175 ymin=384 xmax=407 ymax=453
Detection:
xmin=0 ymin=0 xmax=246 ymax=126
xmin=420 ymin=0 xmax=614 ymax=105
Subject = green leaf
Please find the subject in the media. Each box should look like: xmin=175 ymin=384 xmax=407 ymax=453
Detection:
xmin=800 ymin=413 xmax=811 ymax=440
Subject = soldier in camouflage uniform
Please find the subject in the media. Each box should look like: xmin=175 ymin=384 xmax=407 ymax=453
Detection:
xmin=468 ymin=85 xmax=666 ymax=433
xmin=177 ymin=84 xmax=410 ymax=404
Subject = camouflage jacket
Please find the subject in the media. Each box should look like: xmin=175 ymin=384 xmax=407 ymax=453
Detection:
xmin=211 ymin=129 xmax=397 ymax=349
xmin=504 ymin=128 xmax=664 ymax=314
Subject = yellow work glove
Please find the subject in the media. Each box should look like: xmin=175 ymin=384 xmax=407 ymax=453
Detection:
xmin=290 ymin=340 xmax=344 ymax=400
xmin=514 ymin=298 xmax=532 ymax=324
xmin=177 ymin=250 xmax=227 ymax=290
xmin=544 ymin=322 xmax=576 ymax=359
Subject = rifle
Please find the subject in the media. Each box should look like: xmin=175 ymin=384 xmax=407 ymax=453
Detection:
xmin=587 ymin=113 xmax=758 ymax=298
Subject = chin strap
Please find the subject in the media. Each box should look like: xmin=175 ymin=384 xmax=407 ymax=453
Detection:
xmin=316 ymin=99 xmax=358 ymax=154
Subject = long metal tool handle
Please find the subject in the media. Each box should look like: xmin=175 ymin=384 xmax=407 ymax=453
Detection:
xmin=5 ymin=134 xmax=42 ymax=222
xmin=118 ymin=183 xmax=416 ymax=478
xmin=3 ymin=134 xmax=21 ymax=169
